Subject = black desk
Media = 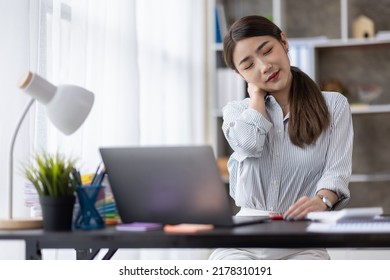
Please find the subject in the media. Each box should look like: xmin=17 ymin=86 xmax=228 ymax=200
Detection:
xmin=1 ymin=220 xmax=390 ymax=260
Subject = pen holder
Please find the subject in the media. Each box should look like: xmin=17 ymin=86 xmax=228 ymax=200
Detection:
xmin=74 ymin=185 xmax=105 ymax=230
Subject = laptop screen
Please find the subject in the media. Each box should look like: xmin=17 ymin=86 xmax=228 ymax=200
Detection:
xmin=99 ymin=145 xmax=234 ymax=226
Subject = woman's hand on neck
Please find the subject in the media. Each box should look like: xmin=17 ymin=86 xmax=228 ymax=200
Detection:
xmin=247 ymin=83 xmax=268 ymax=118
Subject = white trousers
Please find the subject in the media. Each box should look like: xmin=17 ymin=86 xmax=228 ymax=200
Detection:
xmin=208 ymin=208 xmax=330 ymax=260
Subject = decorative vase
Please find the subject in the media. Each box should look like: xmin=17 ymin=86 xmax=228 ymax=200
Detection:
xmin=39 ymin=195 xmax=76 ymax=231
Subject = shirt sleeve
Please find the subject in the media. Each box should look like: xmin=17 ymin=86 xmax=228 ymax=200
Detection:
xmin=221 ymin=99 xmax=273 ymax=161
xmin=316 ymin=94 xmax=353 ymax=210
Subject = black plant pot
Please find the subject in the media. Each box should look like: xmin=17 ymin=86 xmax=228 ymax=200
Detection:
xmin=39 ymin=195 xmax=76 ymax=231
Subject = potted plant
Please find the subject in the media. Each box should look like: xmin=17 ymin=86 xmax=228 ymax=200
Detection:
xmin=22 ymin=152 xmax=80 ymax=231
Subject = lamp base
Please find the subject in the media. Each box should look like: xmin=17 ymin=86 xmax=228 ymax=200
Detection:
xmin=0 ymin=218 xmax=43 ymax=230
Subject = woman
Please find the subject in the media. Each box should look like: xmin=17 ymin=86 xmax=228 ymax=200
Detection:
xmin=209 ymin=15 xmax=353 ymax=260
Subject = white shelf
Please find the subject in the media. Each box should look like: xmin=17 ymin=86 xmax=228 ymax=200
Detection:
xmin=350 ymin=104 xmax=390 ymax=115
xmin=212 ymin=43 xmax=223 ymax=51
xmin=314 ymin=38 xmax=390 ymax=49
xmin=350 ymin=174 xmax=390 ymax=183
xmin=213 ymin=34 xmax=390 ymax=52
xmin=212 ymin=109 xmax=223 ymax=118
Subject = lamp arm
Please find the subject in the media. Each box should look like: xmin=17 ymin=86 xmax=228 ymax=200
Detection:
xmin=8 ymin=98 xmax=36 ymax=219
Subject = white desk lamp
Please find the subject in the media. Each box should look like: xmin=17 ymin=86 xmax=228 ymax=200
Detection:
xmin=0 ymin=71 xmax=94 ymax=229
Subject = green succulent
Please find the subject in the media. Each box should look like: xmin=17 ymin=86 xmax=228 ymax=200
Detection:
xmin=22 ymin=152 xmax=79 ymax=197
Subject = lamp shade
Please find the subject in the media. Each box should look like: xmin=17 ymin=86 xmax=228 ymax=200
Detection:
xmin=18 ymin=72 xmax=94 ymax=135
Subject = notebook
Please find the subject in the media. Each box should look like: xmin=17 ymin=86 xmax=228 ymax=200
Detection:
xmin=306 ymin=217 xmax=390 ymax=233
xmin=99 ymin=145 xmax=269 ymax=227
xmin=306 ymin=207 xmax=384 ymax=222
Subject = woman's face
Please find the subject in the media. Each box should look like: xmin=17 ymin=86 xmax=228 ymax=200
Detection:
xmin=233 ymin=34 xmax=292 ymax=96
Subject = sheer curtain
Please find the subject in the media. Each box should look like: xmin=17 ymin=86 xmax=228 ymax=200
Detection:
xmin=34 ymin=0 xmax=210 ymax=259
xmin=37 ymin=0 xmax=206 ymax=172
xmin=0 ymin=0 xmax=39 ymax=259
xmin=35 ymin=0 xmax=140 ymax=173
xmin=0 ymin=0 xmax=38 ymax=220
xmin=119 ymin=0 xmax=209 ymax=260
xmin=137 ymin=0 xmax=206 ymax=145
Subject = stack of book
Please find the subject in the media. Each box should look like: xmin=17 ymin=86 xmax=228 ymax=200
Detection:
xmin=24 ymin=182 xmax=41 ymax=217
xmin=216 ymin=68 xmax=246 ymax=110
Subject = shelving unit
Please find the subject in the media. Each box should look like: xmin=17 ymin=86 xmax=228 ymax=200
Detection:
xmin=314 ymin=42 xmax=390 ymax=104
xmin=207 ymin=0 xmax=390 ymax=199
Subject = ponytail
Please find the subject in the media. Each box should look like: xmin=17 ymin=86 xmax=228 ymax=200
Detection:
xmin=288 ymin=66 xmax=330 ymax=147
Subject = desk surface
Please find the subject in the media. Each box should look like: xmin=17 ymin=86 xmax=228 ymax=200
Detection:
xmin=1 ymin=220 xmax=390 ymax=254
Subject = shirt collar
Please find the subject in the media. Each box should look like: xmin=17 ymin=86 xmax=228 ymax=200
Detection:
xmin=265 ymin=94 xmax=290 ymax=121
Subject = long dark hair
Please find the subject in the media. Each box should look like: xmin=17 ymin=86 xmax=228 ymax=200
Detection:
xmin=223 ymin=15 xmax=330 ymax=147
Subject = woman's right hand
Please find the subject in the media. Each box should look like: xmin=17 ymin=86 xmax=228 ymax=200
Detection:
xmin=247 ymin=83 xmax=267 ymax=99
xmin=247 ymin=83 xmax=267 ymax=116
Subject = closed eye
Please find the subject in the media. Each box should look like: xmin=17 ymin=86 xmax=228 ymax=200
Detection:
xmin=244 ymin=63 xmax=254 ymax=70
xmin=264 ymin=47 xmax=273 ymax=55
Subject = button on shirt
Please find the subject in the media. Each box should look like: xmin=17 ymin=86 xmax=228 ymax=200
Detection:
xmin=222 ymin=91 xmax=353 ymax=213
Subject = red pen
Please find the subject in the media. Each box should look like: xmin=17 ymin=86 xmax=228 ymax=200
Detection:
xmin=269 ymin=212 xmax=284 ymax=220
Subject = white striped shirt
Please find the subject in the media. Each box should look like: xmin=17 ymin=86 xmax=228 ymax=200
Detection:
xmin=222 ymin=91 xmax=353 ymax=212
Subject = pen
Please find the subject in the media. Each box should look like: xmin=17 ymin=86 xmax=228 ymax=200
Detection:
xmin=91 ymin=162 xmax=102 ymax=185
xmin=93 ymin=168 xmax=106 ymax=186
xmin=269 ymin=212 xmax=284 ymax=220
xmin=270 ymin=215 xmax=284 ymax=220
xmin=72 ymin=168 xmax=82 ymax=186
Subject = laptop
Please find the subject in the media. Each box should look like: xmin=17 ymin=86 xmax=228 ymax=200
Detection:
xmin=99 ymin=145 xmax=269 ymax=227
